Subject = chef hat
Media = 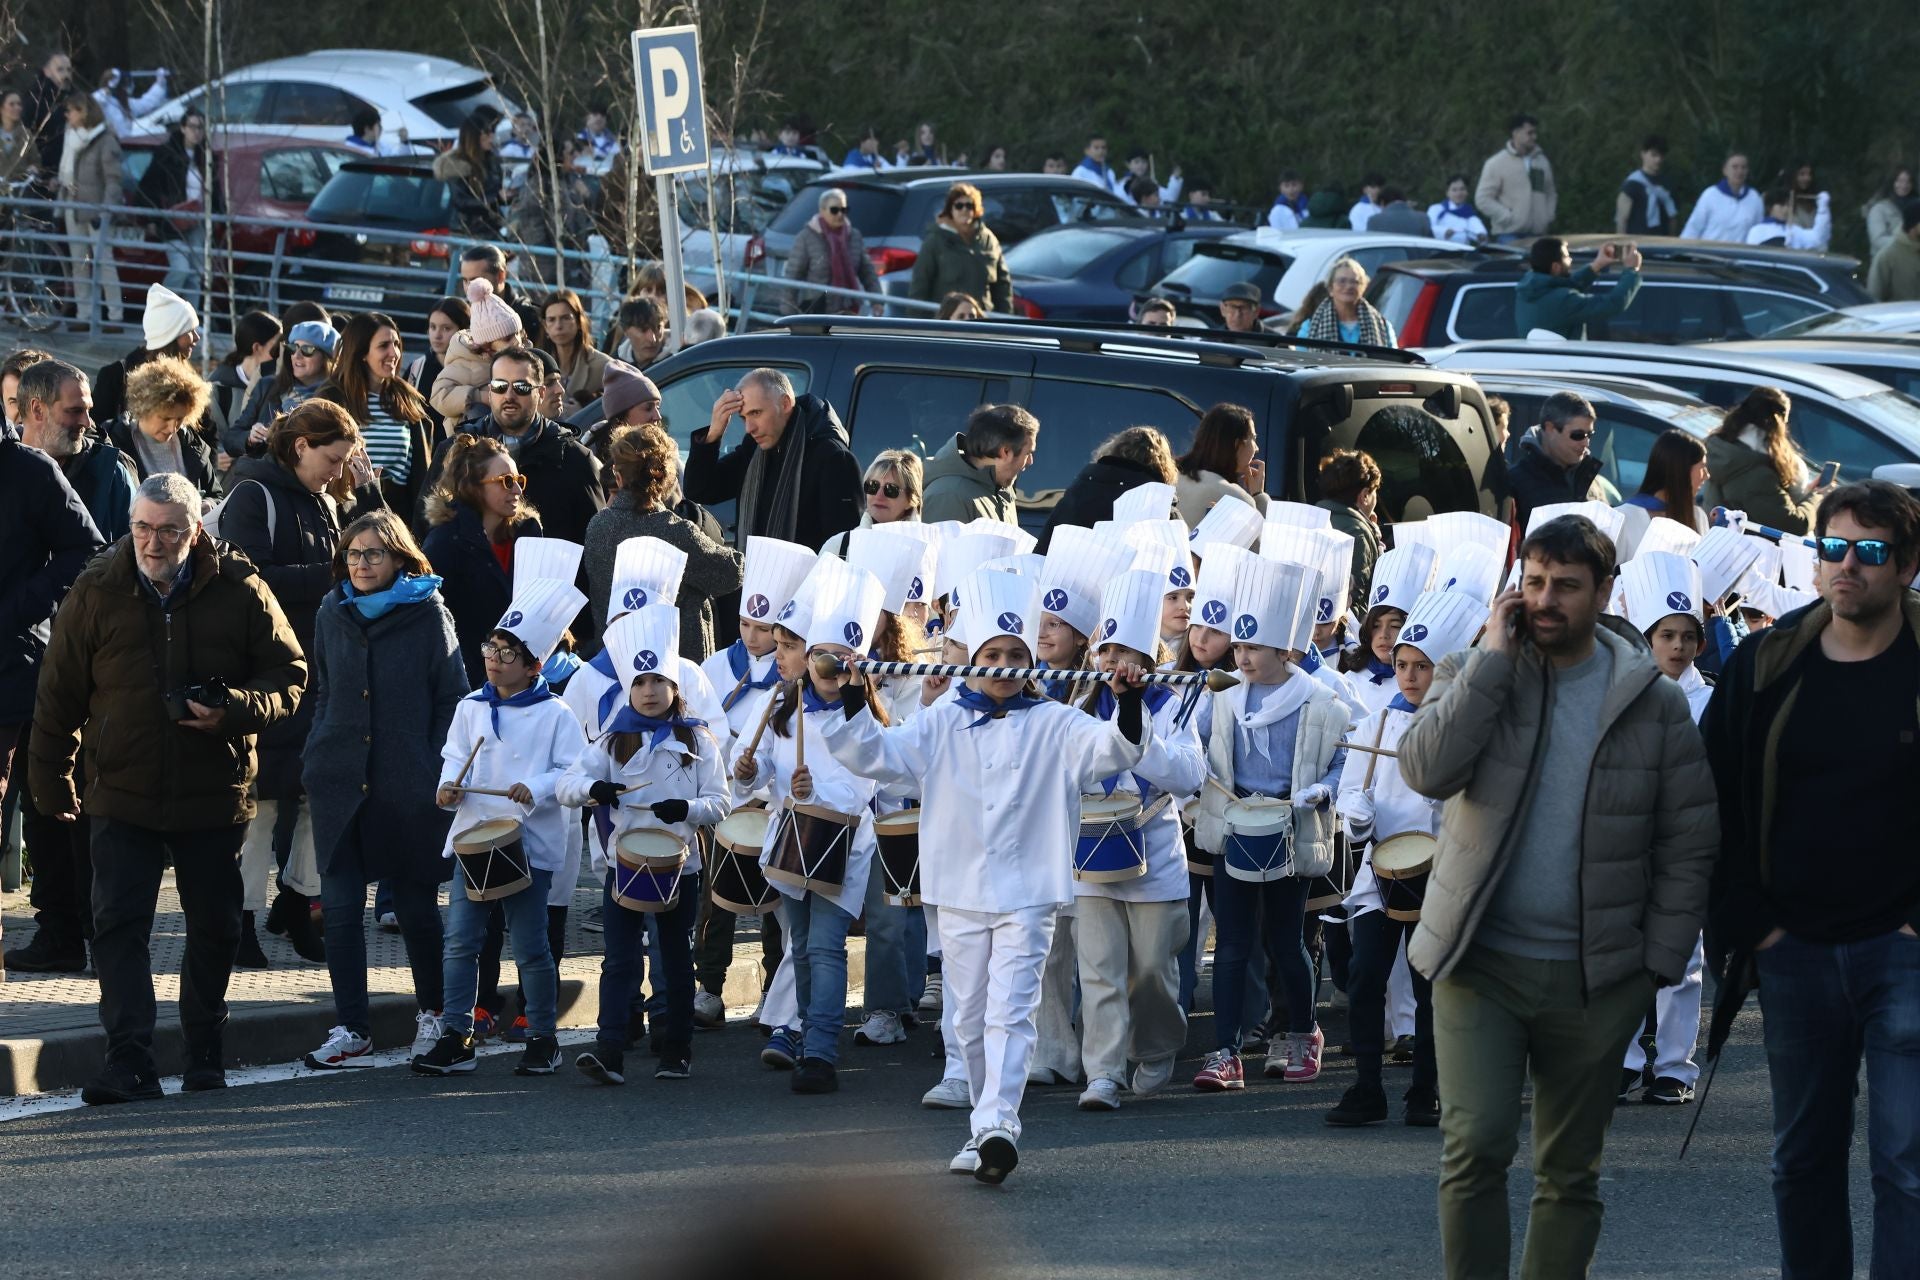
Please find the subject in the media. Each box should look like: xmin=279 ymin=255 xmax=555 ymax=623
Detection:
xmin=1227 ymin=556 xmax=1312 ymax=651
xmin=610 ymin=536 xmax=688 ymax=619
xmin=1621 ymin=551 xmax=1705 ymax=632
xmin=1261 ymin=521 xmax=1353 ymax=624
xmin=1123 ymin=519 xmax=1196 ymax=592
xmin=1433 ymin=541 xmax=1503 ymax=607
xmin=939 ymin=528 xmax=1026 ymax=605
xmin=603 ymin=603 xmax=682 ymax=687
xmin=1747 ymin=581 xmax=1818 ymax=619
xmin=927 ymin=519 xmax=967 ymax=543
xmin=1395 ymin=590 xmax=1490 ymax=665
xmin=1738 ymin=534 xmax=1784 ymax=597
xmin=1040 ymin=524 xmax=1134 ymax=638
xmin=739 ymin=536 xmax=818 ymax=625
xmin=1093 ymin=569 xmax=1169 ymax=659
xmin=965 ymin=517 xmax=1036 ymax=557
xmin=1422 ymin=510 xmax=1511 ymax=563
xmin=1366 ymin=543 xmax=1437 ymax=618
xmin=798 ymin=554 xmax=887 ymax=654
xmin=847 ymin=526 xmax=926 ymax=615
xmin=1262 ymin=501 xmax=1332 ymax=532
xmin=1111 ymin=482 xmax=1176 ymax=525
xmin=981 ymin=552 xmax=1045 ymax=579
xmin=1526 ymin=500 xmax=1626 ymax=547
xmin=496 ymin=578 xmax=586 ymax=663
xmin=1632 ymin=516 xmax=1703 ymax=561
xmin=1777 ymin=535 xmax=1817 ymax=594
xmin=1188 ymin=494 xmax=1263 ymax=558
xmin=1691 ymin=526 xmax=1767 ymax=602
xmin=954 ymin=567 xmax=1042 ymax=659
xmin=512 ymin=537 xmax=583 ymax=593
xmin=1192 ymin=542 xmax=1252 ymax=636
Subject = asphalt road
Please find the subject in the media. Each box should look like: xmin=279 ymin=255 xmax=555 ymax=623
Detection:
xmin=0 ymin=1000 xmax=1872 ymax=1279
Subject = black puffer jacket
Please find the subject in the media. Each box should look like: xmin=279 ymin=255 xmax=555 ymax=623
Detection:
xmin=1036 ymin=455 xmax=1170 ymax=553
xmin=0 ymin=440 xmax=104 ymax=724
xmin=420 ymin=499 xmax=542 ymax=688
xmin=1505 ymin=426 xmax=1606 ymax=533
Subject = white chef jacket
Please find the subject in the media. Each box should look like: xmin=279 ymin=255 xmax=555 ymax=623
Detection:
xmin=1334 ymin=704 xmax=1439 ymax=918
xmin=557 ymin=724 xmax=730 ymax=873
xmin=438 ymin=694 xmax=585 ymax=872
xmin=699 ymin=641 xmax=781 ymax=742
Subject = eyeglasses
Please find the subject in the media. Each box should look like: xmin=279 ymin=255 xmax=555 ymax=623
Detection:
xmin=823 ymin=205 xmax=846 ymax=215
xmin=344 ymin=548 xmax=390 ymax=567
xmin=290 ymin=342 xmax=326 ymax=359
xmin=951 ymin=204 xmax=979 ymax=215
xmin=489 ymin=378 xmax=536 ymax=395
xmin=479 ymin=642 xmax=526 ymax=663
xmin=131 ymin=520 xmax=192 ymax=544
xmin=1815 ymin=536 xmax=1894 ymax=566
xmin=480 ymin=473 xmax=526 ymax=491
xmin=864 ymin=479 xmax=902 ymax=499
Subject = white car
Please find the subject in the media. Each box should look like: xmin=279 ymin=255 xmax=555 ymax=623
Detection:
xmin=677 ymin=151 xmax=827 ymax=290
xmin=133 ymin=50 xmax=523 ymax=148
xmin=1241 ymin=227 xmax=1493 ymax=310
xmin=1770 ymin=300 xmax=1920 ymax=337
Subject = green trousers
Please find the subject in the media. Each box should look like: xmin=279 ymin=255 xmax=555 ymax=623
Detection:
xmin=1433 ymin=944 xmax=1651 ymax=1280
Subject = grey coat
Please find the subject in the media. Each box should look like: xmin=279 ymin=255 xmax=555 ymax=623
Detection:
xmin=302 ymin=587 xmax=469 ymax=885
xmin=582 ymin=493 xmax=744 ymax=661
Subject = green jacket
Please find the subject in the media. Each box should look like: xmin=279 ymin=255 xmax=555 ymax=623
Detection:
xmin=908 ymin=222 xmax=1011 ymax=313
xmin=1701 ymin=433 xmax=1816 ymax=536
xmin=920 ymin=432 xmax=1017 ymax=525
xmin=1512 ymin=265 xmax=1641 ymax=340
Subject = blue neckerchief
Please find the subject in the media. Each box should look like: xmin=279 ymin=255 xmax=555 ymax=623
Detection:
xmin=801 ymin=682 xmax=840 ymax=715
xmin=721 ymin=639 xmax=779 ymax=711
xmin=541 ymin=648 xmax=582 ymax=686
xmin=1715 ymin=179 xmax=1748 ymax=199
xmin=1625 ymin=492 xmax=1665 ymax=512
xmin=604 ymin=706 xmax=707 ymax=748
xmin=955 ymin=685 xmax=1048 ymax=729
xmin=1387 ymin=693 xmax=1419 ymax=713
xmin=342 ymin=573 xmax=442 ymax=620
xmin=1298 ymin=644 xmax=1323 ymax=673
xmin=1365 ymin=657 xmax=1395 ymax=685
xmin=1273 ymin=192 xmax=1308 ymax=216
xmin=1438 ymin=200 xmax=1476 ymax=220
xmin=586 ymin=647 xmax=624 ymax=725
xmin=467 ymin=676 xmax=557 ymax=738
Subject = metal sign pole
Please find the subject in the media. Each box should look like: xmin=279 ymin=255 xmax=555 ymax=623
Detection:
xmin=656 ymin=172 xmax=688 ymax=344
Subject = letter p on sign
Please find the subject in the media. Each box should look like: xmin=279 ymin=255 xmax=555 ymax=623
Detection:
xmin=630 ymin=25 xmax=709 ymax=177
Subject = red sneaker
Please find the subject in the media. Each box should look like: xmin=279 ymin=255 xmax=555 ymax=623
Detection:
xmin=1192 ymin=1049 xmax=1244 ymax=1091
xmin=1283 ymin=1027 xmax=1325 ymax=1083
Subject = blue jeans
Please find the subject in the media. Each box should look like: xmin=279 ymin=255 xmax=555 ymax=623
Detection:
xmin=904 ymin=906 xmax=928 ymax=1007
xmin=862 ymin=866 xmax=912 ymax=1013
xmin=1179 ymin=871 xmax=1214 ymax=1013
xmin=320 ymin=869 xmax=443 ymax=1036
xmin=442 ymin=869 xmax=554 ymax=1038
xmin=1211 ymin=871 xmax=1313 ymax=1048
xmin=1756 ymin=928 xmax=1920 ymax=1280
xmin=598 ymin=870 xmax=698 ymax=1059
xmin=781 ymin=891 xmax=854 ymax=1063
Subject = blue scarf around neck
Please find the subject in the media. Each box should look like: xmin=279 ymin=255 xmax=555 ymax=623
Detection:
xmin=1364 ymin=657 xmax=1395 ymax=685
xmin=604 ymin=705 xmax=708 ymax=749
xmin=1625 ymin=492 xmax=1665 ymax=512
xmin=342 ymin=573 xmax=442 ymax=619
xmin=1437 ymin=200 xmax=1476 ymax=221
xmin=955 ymin=685 xmax=1049 ymax=729
xmin=469 ymin=675 xmax=557 ymax=738
xmin=1387 ymin=692 xmax=1420 ymax=714
xmin=721 ymin=639 xmax=780 ymax=711
xmin=1715 ymin=178 xmax=1748 ymax=200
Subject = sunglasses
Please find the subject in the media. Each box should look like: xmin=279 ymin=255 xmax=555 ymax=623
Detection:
xmin=951 ymin=204 xmax=979 ymax=214
xmin=1815 ymin=536 xmax=1893 ymax=566
xmin=290 ymin=342 xmax=326 ymax=359
xmin=823 ymin=205 xmax=846 ymax=215
xmin=489 ymin=378 xmax=536 ymax=395
xmin=480 ymin=473 xmax=526 ymax=491
xmin=864 ymin=480 xmax=902 ymax=499
xmin=1558 ymin=427 xmax=1593 ymax=442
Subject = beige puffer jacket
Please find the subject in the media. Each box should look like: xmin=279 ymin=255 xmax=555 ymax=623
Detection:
xmin=1397 ymin=621 xmax=1718 ymax=990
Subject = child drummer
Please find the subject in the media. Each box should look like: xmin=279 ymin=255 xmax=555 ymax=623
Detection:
xmin=1328 ymin=589 xmax=1487 ymax=1128
xmin=819 ymin=566 xmax=1154 ymax=1185
xmin=560 ymin=604 xmax=731 ymax=1084
xmin=418 ymin=580 xmax=588 ymax=1078
xmin=1343 ymin=544 xmax=1439 ymax=717
xmin=701 ymin=536 xmax=817 ymax=744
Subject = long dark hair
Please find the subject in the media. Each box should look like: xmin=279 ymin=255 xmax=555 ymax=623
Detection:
xmin=1714 ymin=386 xmax=1802 ymax=490
xmin=1636 ymin=430 xmax=1708 ymax=532
xmin=1176 ymin=403 xmax=1257 ymax=484
xmin=222 ymin=309 xmax=283 ymax=370
xmin=328 ymin=312 xmax=427 ymax=424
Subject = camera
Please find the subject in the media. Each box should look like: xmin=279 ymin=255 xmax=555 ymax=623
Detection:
xmin=164 ymin=678 xmax=232 ymax=722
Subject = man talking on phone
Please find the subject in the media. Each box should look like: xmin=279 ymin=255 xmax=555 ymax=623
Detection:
xmin=1396 ymin=514 xmax=1717 ymax=1279
xmin=1513 ymin=236 xmax=1643 ymax=340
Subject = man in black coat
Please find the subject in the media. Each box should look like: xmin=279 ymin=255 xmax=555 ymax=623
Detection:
xmin=684 ymin=367 xmax=862 ymax=551
xmin=25 ymin=50 xmax=74 ymax=173
xmin=1505 ymin=390 xmax=1607 ymax=532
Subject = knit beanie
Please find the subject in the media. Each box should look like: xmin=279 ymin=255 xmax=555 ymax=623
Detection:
xmin=143 ymin=284 xmax=200 ymax=351
xmin=466 ymin=277 xmax=523 ymax=346
xmin=600 ymin=360 xmax=659 ymax=422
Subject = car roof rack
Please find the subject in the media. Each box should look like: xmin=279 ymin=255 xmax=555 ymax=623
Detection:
xmin=770 ymin=315 xmax=1427 ymax=367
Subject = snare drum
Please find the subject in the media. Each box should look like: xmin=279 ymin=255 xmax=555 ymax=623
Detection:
xmin=1221 ymin=797 xmax=1294 ymax=883
xmin=765 ymin=802 xmax=857 ymax=896
xmin=1306 ymin=830 xmax=1360 ymax=911
xmin=452 ymin=818 xmax=532 ymax=903
xmin=709 ymin=807 xmax=777 ymax=915
xmin=1074 ymin=794 xmax=1148 ymax=883
xmin=873 ymin=809 xmax=922 ymax=906
xmin=611 ymin=828 xmax=689 ymax=913
xmin=1372 ymin=831 xmax=1437 ymax=922
xmin=1184 ymin=823 xmax=1213 ymax=878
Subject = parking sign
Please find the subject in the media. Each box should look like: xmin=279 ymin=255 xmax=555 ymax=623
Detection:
xmin=630 ymin=25 xmax=708 ymax=176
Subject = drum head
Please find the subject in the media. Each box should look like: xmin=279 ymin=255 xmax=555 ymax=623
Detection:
xmin=715 ymin=808 xmax=772 ymax=851
xmin=616 ymin=827 xmax=688 ymax=868
xmin=453 ymin=818 xmax=522 ymax=852
xmin=873 ymin=810 xmax=921 ymax=837
xmin=1373 ymin=831 xmax=1437 ymax=879
xmin=1080 ymin=795 xmax=1143 ymax=825
xmin=1223 ymin=797 xmax=1291 ymax=836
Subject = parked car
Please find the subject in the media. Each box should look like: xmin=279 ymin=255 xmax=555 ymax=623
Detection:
xmin=1149 ymin=229 xmax=1490 ymax=327
xmin=679 ymin=153 xmax=827 ymax=292
xmin=1770 ymin=301 xmax=1920 ymax=337
xmin=1375 ymin=255 xmax=1839 ymax=347
xmin=1471 ymin=371 xmax=1727 ymax=500
xmin=1695 ymin=338 xmax=1920 ymax=398
xmin=134 ymin=51 xmax=521 ymax=147
xmin=1548 ymin=234 xmax=1871 ymax=305
xmin=644 ymin=315 xmax=1500 ymax=541
xmin=1003 ymin=221 xmax=1239 ymax=322
xmin=279 ymin=155 xmax=462 ymax=324
xmin=1424 ymin=339 xmax=1920 ymax=480
xmin=1261 ymin=228 xmax=1495 ymax=310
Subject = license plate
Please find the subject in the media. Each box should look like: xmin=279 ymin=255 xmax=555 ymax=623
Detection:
xmin=323 ymin=284 xmax=385 ymax=304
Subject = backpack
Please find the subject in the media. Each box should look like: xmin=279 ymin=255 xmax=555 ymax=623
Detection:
xmin=204 ymin=477 xmax=277 ymax=548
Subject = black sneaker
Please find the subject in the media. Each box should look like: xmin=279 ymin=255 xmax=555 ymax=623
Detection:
xmin=1404 ymin=1085 xmax=1441 ymax=1127
xmin=576 ymin=1045 xmax=626 ymax=1085
xmin=181 ymin=1066 xmax=228 ymax=1092
xmin=4 ymin=932 xmax=88 ymax=974
xmin=1618 ymin=1067 xmax=1642 ymax=1103
xmin=1325 ymin=1081 xmax=1390 ymax=1127
xmin=1391 ymin=1033 xmax=1416 ymax=1063
xmin=412 ymin=1031 xmax=477 ymax=1076
xmin=790 ymin=1056 xmax=838 ymax=1094
xmin=234 ymin=913 xmax=270 ymax=970
xmin=625 ymin=1010 xmax=648 ymax=1049
xmin=655 ymin=1056 xmax=692 ymax=1080
xmin=1242 ymin=1020 xmax=1272 ymax=1054
xmin=81 ymin=1064 xmax=164 ymax=1105
xmin=513 ymin=1035 xmax=561 ymax=1076
xmin=1645 ymin=1076 xmax=1695 ymax=1105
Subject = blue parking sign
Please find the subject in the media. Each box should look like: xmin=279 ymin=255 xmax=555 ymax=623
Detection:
xmin=630 ymin=25 xmax=708 ymax=176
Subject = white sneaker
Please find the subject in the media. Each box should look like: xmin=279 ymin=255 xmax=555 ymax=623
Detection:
xmin=304 ymin=1025 xmax=373 ymax=1069
xmin=692 ymin=990 xmax=725 ymax=1028
xmin=1078 ymin=1078 xmax=1123 ymax=1111
xmin=949 ymin=1138 xmax=980 ymax=1174
xmin=377 ymin=911 xmax=400 ymax=933
xmin=854 ymin=1009 xmax=906 ymax=1046
xmin=918 ymin=972 xmax=943 ymax=1013
xmin=1131 ymin=1055 xmax=1175 ymax=1097
xmin=1264 ymin=1036 xmax=1293 ymax=1077
xmin=922 ymin=1076 xmax=971 ymax=1109
xmin=411 ymin=1011 xmax=444 ymax=1061
xmin=974 ymin=1127 xmax=1019 ymax=1185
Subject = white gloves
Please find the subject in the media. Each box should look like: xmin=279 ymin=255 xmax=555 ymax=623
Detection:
xmin=1294 ymin=784 xmax=1331 ymax=809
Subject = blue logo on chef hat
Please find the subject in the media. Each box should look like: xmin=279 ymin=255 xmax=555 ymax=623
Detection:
xmin=1233 ymin=614 xmax=1259 ymax=640
xmin=951 ymin=586 xmax=962 ymax=610
xmin=1374 ymin=584 xmax=1389 ymax=603
xmin=1317 ymin=598 xmax=1334 ymax=622
xmin=1667 ymin=590 xmax=1693 ymax=612
xmin=622 ymin=587 xmax=648 ymax=611
xmin=1188 ymin=526 xmax=1200 ymax=542
xmin=908 ymin=576 xmax=924 ymax=601
xmin=1042 ymin=588 xmax=1069 ymax=612
xmin=1403 ymin=623 xmax=1430 ymax=644
xmin=501 ymin=610 xmax=524 ymax=627
xmin=843 ymin=621 xmax=864 ymax=647
xmin=997 ymin=611 xmax=1024 ymax=635
xmin=1169 ymin=565 xmax=1192 ymax=588
xmin=1100 ymin=617 xmax=1117 ymax=640
xmin=1443 ymin=576 xmax=1458 ymax=590
xmin=1201 ymin=599 xmax=1227 ymax=626
xmin=634 ymin=649 xmax=659 ymax=673
xmin=745 ymin=592 xmax=771 ymax=618
xmin=777 ymin=599 xmax=797 ymax=622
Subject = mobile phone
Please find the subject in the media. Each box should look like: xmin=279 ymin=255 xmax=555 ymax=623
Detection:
xmin=1507 ymin=600 xmax=1526 ymax=640
xmin=1818 ymin=459 xmax=1841 ymax=487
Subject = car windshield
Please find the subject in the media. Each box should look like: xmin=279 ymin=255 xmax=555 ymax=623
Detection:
xmin=1851 ymin=389 xmax=1920 ymax=454
xmin=769 ymin=184 xmax=903 ymax=238
xmin=409 ymin=80 xmax=515 ymax=130
xmin=1158 ymin=244 xmax=1291 ymax=301
xmin=1004 ymin=227 xmax=1137 ymax=279
xmin=308 ymin=167 xmax=450 ymax=226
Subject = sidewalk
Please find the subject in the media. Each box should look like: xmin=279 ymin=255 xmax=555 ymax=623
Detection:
xmin=1 ymin=875 xmax=845 ymax=1096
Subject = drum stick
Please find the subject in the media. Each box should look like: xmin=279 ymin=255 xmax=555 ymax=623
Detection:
xmin=1205 ymin=776 xmax=1238 ymax=803
xmin=811 ymin=653 xmax=1238 ymax=691
xmin=1339 ymin=739 xmax=1400 ymax=760
xmin=452 ymin=785 xmax=522 ymax=798
xmin=740 ymin=684 xmax=784 ymax=758
xmin=614 ymin=781 xmax=652 ymax=796
xmin=453 ymin=738 xmax=483 ymax=788
xmin=1361 ymin=714 xmax=1388 ymax=790
xmin=795 ymin=681 xmax=807 ymax=772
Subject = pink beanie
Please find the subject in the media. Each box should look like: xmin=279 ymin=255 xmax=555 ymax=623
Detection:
xmin=466 ymin=277 xmax=523 ymax=346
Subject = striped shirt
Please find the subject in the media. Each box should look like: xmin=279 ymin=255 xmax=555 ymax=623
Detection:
xmin=361 ymin=402 xmax=412 ymax=483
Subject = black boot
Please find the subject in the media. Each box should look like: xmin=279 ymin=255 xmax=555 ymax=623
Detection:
xmin=4 ymin=928 xmax=89 ymax=974
xmin=270 ymin=889 xmax=325 ymax=963
xmin=235 ymin=912 xmax=271 ymax=969
xmin=182 ymin=1035 xmax=227 ymax=1092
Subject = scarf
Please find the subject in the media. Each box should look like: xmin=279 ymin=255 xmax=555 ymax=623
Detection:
xmin=1364 ymin=657 xmax=1395 ymax=685
xmin=1715 ymin=179 xmax=1749 ymax=200
xmin=819 ymin=217 xmax=859 ymax=292
xmin=955 ymin=685 xmax=1049 ymax=729
xmin=1624 ymin=170 xmax=1677 ymax=226
xmin=734 ymin=406 xmax=810 ymax=543
xmin=720 ymin=639 xmax=780 ymax=711
xmin=468 ymin=675 xmax=557 ymax=738
xmin=499 ymin=417 xmax=544 ymax=458
xmin=541 ymin=648 xmax=583 ymax=685
xmin=1437 ymin=200 xmax=1477 ymax=222
xmin=1387 ymin=692 xmax=1419 ymax=714
xmin=60 ymin=122 xmax=104 ymax=194
xmin=1298 ymin=643 xmax=1323 ymax=673
xmin=1306 ymin=297 xmax=1392 ymax=347
xmin=1234 ymin=674 xmax=1317 ymax=765
xmin=1625 ymin=492 xmax=1665 ymax=513
xmin=800 ymin=681 xmax=841 ymax=715
xmin=604 ymin=705 xmax=708 ymax=748
xmin=342 ymin=573 xmax=442 ymax=619
xmin=586 ymin=646 xmax=624 ymax=726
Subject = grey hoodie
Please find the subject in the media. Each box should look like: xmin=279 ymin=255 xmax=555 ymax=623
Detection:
xmin=920 ymin=432 xmax=1016 ymax=525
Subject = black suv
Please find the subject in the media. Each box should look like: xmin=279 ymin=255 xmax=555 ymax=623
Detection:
xmin=645 ymin=317 xmax=1501 ymax=539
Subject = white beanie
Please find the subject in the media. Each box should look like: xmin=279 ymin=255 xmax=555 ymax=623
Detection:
xmin=143 ymin=284 xmax=199 ymax=351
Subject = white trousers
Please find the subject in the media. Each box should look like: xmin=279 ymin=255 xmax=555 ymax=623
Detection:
xmin=64 ymin=209 xmax=123 ymax=323
xmin=939 ymin=903 xmax=1058 ymax=1141
xmin=759 ymin=935 xmax=799 ymax=1030
xmin=1075 ymin=896 xmax=1189 ymax=1085
xmin=1624 ymin=932 xmax=1706 ymax=1084
xmin=1029 ymin=913 xmax=1080 ymax=1082
xmin=925 ymin=905 xmax=966 ymax=1085
xmin=239 ymin=797 xmax=318 ymax=910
